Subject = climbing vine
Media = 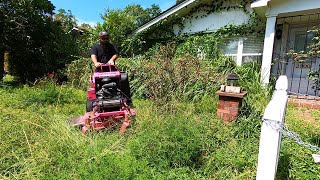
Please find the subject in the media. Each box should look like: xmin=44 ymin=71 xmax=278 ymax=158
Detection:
xmin=130 ymin=0 xmax=264 ymax=59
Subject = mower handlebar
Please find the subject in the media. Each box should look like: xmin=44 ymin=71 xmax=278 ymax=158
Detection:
xmin=94 ymin=64 xmax=119 ymax=73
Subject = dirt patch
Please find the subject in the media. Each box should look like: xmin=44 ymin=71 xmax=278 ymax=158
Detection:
xmin=293 ymin=108 xmax=320 ymax=128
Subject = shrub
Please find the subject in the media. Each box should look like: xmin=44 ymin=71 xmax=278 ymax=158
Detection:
xmin=64 ymin=58 xmax=92 ymax=90
xmin=117 ymin=43 xmax=235 ymax=106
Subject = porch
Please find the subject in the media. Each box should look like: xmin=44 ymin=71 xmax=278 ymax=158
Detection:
xmin=251 ymin=0 xmax=320 ymax=97
xmin=272 ymin=13 xmax=320 ymax=97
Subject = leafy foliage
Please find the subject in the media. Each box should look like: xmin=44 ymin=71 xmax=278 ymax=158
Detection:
xmin=64 ymin=58 xmax=92 ymax=89
xmin=55 ymin=9 xmax=77 ymax=31
xmin=97 ymin=4 xmax=161 ymax=57
xmin=114 ymin=43 xmax=234 ymax=106
xmin=1 ymin=72 xmax=319 ymax=179
xmin=0 ymin=1 xmax=97 ymax=82
xmin=176 ymin=0 xmax=184 ymax=4
xmin=0 ymin=0 xmax=81 ymax=82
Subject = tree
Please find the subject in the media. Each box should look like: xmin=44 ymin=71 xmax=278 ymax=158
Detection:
xmin=98 ymin=4 xmax=161 ymax=56
xmin=176 ymin=0 xmax=184 ymax=4
xmin=0 ymin=0 xmax=80 ymax=82
xmin=55 ymin=9 xmax=77 ymax=31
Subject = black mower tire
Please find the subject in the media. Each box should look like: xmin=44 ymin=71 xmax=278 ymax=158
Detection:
xmin=86 ymin=99 xmax=94 ymax=112
xmin=120 ymin=72 xmax=132 ymax=104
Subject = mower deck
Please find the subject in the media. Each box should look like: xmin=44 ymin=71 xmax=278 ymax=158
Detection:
xmin=68 ymin=64 xmax=135 ymax=134
xmin=80 ymin=105 xmax=136 ymax=133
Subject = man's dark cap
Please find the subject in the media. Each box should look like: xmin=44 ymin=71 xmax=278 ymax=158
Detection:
xmin=99 ymin=31 xmax=109 ymax=37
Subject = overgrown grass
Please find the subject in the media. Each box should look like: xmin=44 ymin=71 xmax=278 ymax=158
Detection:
xmin=1 ymin=43 xmax=319 ymax=179
xmin=0 ymin=89 xmax=257 ymax=179
xmin=1 ymin=74 xmax=319 ymax=179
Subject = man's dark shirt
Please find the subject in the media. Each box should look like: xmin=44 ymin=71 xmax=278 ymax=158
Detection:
xmin=91 ymin=42 xmax=118 ymax=64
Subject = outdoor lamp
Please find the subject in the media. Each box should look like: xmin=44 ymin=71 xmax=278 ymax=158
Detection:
xmin=226 ymin=73 xmax=239 ymax=87
xmin=216 ymin=72 xmax=246 ymax=122
xmin=276 ymin=25 xmax=283 ymax=40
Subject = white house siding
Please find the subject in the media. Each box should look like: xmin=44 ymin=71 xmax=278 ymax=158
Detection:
xmin=169 ymin=1 xmax=264 ymax=65
xmin=173 ymin=9 xmax=251 ymax=35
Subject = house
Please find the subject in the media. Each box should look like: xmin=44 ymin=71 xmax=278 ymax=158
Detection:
xmin=134 ymin=0 xmax=320 ymax=96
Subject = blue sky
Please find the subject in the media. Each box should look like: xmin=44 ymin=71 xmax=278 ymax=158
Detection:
xmin=50 ymin=0 xmax=176 ymax=26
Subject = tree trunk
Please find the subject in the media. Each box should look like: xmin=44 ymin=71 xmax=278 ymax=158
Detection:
xmin=0 ymin=48 xmax=4 ymax=81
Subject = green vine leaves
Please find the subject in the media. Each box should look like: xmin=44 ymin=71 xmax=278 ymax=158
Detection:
xmin=140 ymin=0 xmax=263 ymax=41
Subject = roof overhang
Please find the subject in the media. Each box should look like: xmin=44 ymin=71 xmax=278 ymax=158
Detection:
xmin=251 ymin=0 xmax=271 ymax=18
xmin=133 ymin=0 xmax=197 ymax=34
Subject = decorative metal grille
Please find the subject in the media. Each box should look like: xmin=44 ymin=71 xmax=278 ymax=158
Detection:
xmin=272 ymin=13 xmax=320 ymax=96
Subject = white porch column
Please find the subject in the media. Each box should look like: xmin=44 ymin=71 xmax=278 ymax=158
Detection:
xmin=236 ymin=38 xmax=244 ymax=66
xmin=261 ymin=15 xmax=277 ymax=84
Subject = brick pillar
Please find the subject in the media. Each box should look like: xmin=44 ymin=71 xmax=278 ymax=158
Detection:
xmin=216 ymin=91 xmax=247 ymax=123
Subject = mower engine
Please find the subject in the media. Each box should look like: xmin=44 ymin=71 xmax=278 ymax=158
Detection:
xmin=74 ymin=64 xmax=135 ymax=133
xmin=96 ymin=81 xmax=122 ymax=110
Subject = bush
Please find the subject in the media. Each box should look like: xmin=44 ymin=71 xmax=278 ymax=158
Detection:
xmin=64 ymin=58 xmax=93 ymax=90
xmin=117 ymin=43 xmax=235 ymax=106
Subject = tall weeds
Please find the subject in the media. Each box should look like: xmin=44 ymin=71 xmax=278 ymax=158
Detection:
xmin=2 ymin=41 xmax=319 ymax=179
xmin=116 ymin=43 xmax=235 ymax=106
xmin=64 ymin=57 xmax=92 ymax=90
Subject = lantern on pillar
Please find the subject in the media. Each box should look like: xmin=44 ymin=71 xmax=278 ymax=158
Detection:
xmin=216 ymin=73 xmax=247 ymax=123
xmin=224 ymin=73 xmax=241 ymax=93
xmin=227 ymin=73 xmax=239 ymax=87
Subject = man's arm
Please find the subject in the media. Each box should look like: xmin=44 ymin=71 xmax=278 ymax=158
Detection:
xmin=91 ymin=54 xmax=102 ymax=67
xmin=90 ymin=44 xmax=102 ymax=67
xmin=107 ymin=43 xmax=119 ymax=65
xmin=107 ymin=54 xmax=119 ymax=65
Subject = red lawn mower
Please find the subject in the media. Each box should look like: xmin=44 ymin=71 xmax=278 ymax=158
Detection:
xmin=69 ymin=64 xmax=136 ymax=133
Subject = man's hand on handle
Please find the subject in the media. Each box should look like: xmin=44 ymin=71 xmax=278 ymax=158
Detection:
xmin=94 ymin=60 xmax=114 ymax=67
xmin=107 ymin=59 xmax=115 ymax=65
xmin=94 ymin=62 xmax=103 ymax=67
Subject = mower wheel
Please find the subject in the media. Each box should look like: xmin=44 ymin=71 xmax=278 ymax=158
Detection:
xmin=120 ymin=72 xmax=132 ymax=105
xmin=86 ymin=99 xmax=94 ymax=112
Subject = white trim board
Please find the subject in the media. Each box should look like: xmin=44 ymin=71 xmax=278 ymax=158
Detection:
xmin=133 ymin=0 xmax=197 ymax=34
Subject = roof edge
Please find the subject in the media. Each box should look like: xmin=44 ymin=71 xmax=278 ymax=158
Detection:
xmin=133 ymin=0 xmax=197 ymax=34
xmin=251 ymin=0 xmax=270 ymax=8
xmin=251 ymin=0 xmax=271 ymax=19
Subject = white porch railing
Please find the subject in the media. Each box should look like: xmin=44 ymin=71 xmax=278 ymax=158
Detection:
xmin=256 ymin=75 xmax=288 ymax=180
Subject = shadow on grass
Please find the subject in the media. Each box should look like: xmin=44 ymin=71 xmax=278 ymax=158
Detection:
xmin=310 ymin=134 xmax=320 ymax=147
xmin=276 ymin=152 xmax=291 ymax=179
xmin=1 ymin=75 xmax=22 ymax=88
xmin=0 ymin=80 xmax=21 ymax=89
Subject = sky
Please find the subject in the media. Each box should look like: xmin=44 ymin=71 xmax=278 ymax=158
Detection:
xmin=50 ymin=0 xmax=176 ymax=26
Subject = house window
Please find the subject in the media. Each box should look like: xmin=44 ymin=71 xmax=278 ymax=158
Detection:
xmin=220 ymin=38 xmax=240 ymax=65
xmin=220 ymin=36 xmax=264 ymax=65
xmin=242 ymin=36 xmax=264 ymax=63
